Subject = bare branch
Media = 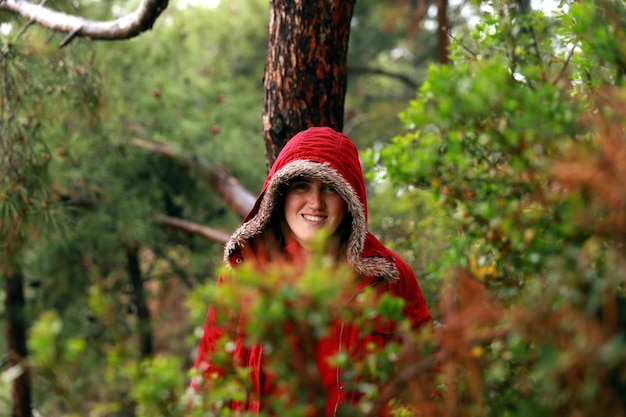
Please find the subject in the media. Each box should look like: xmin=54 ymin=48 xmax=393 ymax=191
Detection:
xmin=551 ymin=45 xmax=576 ymax=86
xmin=0 ymin=0 xmax=169 ymax=47
xmin=55 ymin=190 xmax=230 ymax=243
xmin=348 ymin=65 xmax=420 ymax=90
xmin=156 ymin=215 xmax=230 ymax=244
xmin=131 ymin=138 xmax=256 ymax=219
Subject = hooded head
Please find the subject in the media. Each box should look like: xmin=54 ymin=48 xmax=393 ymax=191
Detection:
xmin=224 ymin=127 xmax=399 ymax=282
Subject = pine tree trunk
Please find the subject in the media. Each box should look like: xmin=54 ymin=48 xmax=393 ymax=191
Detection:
xmin=6 ymin=269 xmax=32 ymax=417
xmin=126 ymin=245 xmax=153 ymax=357
xmin=262 ymin=0 xmax=355 ymax=171
xmin=437 ymin=0 xmax=450 ymax=64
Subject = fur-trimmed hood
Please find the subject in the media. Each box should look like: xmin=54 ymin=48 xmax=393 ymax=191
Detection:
xmin=224 ymin=127 xmax=399 ymax=282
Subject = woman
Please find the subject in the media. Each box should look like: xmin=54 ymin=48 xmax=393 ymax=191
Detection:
xmin=192 ymin=126 xmax=432 ymax=416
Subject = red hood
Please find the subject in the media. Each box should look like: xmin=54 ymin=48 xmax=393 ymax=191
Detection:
xmin=224 ymin=127 xmax=399 ymax=282
xmin=261 ymin=127 xmax=367 ymax=221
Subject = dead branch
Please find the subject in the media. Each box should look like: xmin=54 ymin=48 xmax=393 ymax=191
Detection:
xmin=131 ymin=138 xmax=256 ymax=219
xmin=157 ymin=215 xmax=229 ymax=244
xmin=0 ymin=0 xmax=169 ymax=47
xmin=348 ymin=65 xmax=420 ymax=90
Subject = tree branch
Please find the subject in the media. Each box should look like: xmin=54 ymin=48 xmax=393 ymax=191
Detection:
xmin=1 ymin=0 xmax=169 ymax=47
xmin=131 ymin=138 xmax=256 ymax=219
xmin=57 ymin=190 xmax=230 ymax=243
xmin=156 ymin=215 xmax=229 ymax=244
xmin=348 ymin=65 xmax=420 ymax=90
xmin=365 ymin=328 xmax=510 ymax=417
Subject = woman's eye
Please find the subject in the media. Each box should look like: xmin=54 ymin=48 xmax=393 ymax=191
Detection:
xmin=291 ymin=182 xmax=308 ymax=190
xmin=324 ymin=185 xmax=338 ymax=193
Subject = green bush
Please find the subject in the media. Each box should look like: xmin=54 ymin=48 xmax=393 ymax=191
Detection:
xmin=367 ymin=0 xmax=626 ymax=416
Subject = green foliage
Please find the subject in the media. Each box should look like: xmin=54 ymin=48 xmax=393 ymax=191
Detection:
xmin=185 ymin=240 xmax=437 ymax=417
xmin=5 ymin=0 xmax=626 ymax=416
xmin=379 ymin=55 xmax=585 ymax=288
xmin=2 ymin=0 xmax=454 ymax=412
xmin=0 ymin=24 xmax=58 ymax=263
xmin=363 ymin=177 xmax=456 ymax=309
xmin=345 ymin=0 xmax=442 ymax=148
xmin=128 ymin=355 xmax=186 ymax=416
xmin=98 ymin=0 xmax=268 ymax=192
xmin=2 ymin=0 xmax=269 ymax=415
xmin=367 ymin=0 xmax=626 ymax=415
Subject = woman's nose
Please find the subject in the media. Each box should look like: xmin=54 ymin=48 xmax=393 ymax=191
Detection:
xmin=307 ymin=189 xmax=325 ymax=209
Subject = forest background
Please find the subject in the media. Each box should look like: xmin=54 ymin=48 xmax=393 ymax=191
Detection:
xmin=1 ymin=0 xmax=626 ymax=416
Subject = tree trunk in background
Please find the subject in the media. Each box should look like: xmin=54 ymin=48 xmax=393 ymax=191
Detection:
xmin=437 ymin=0 xmax=449 ymax=64
xmin=6 ymin=269 xmax=32 ymax=417
xmin=262 ymin=0 xmax=355 ymax=171
xmin=126 ymin=245 xmax=154 ymax=358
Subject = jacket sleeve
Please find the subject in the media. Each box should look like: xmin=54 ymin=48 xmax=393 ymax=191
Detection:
xmin=390 ymin=254 xmax=432 ymax=330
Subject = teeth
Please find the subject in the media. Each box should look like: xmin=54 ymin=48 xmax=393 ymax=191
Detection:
xmin=303 ymin=215 xmax=325 ymax=222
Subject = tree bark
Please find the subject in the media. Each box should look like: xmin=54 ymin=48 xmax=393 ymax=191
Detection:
xmin=437 ymin=0 xmax=450 ymax=64
xmin=5 ymin=268 xmax=32 ymax=417
xmin=262 ymin=0 xmax=355 ymax=171
xmin=125 ymin=245 xmax=154 ymax=358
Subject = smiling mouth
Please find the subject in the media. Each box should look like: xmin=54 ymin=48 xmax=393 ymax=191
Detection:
xmin=302 ymin=214 xmax=326 ymax=222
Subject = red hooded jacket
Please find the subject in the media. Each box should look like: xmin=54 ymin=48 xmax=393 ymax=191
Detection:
xmin=192 ymin=127 xmax=432 ymax=416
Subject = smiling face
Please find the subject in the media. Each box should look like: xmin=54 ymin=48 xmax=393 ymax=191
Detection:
xmin=283 ymin=177 xmax=348 ymax=249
